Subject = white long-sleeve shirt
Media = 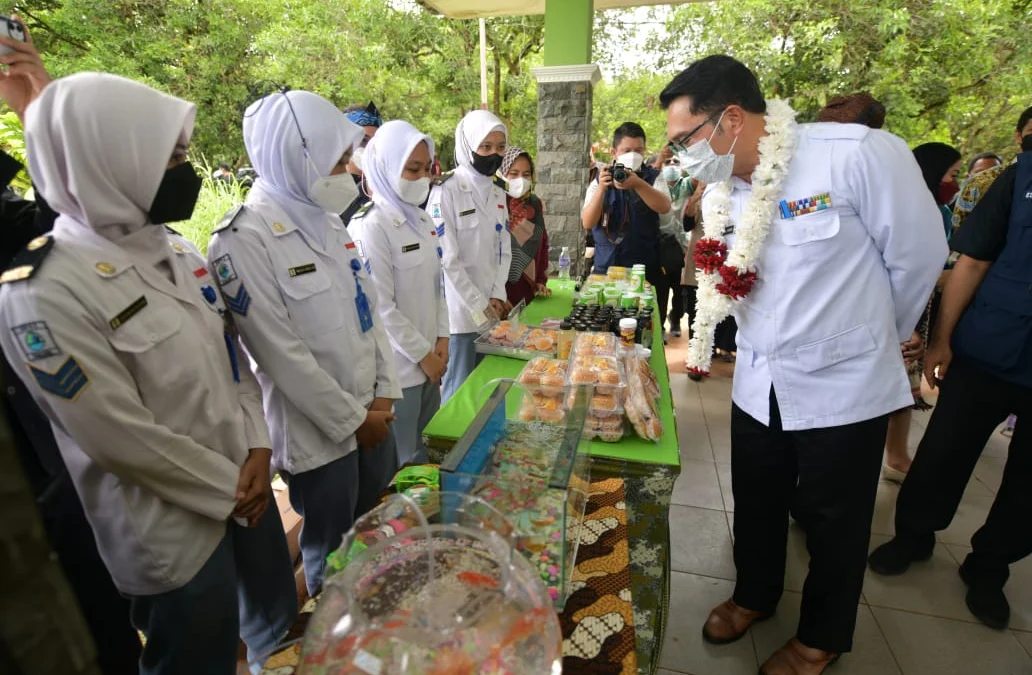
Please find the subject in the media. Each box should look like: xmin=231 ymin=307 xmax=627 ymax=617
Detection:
xmin=722 ymin=123 xmax=948 ymax=430
xmin=427 ymin=171 xmax=511 ymax=334
xmin=0 ymin=223 xmax=270 ymax=595
xmin=348 ymin=202 xmax=449 ymax=390
xmin=207 ymin=195 xmax=401 ymax=475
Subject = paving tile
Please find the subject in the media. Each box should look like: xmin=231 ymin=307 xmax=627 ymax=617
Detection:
xmin=752 ymin=592 xmax=901 ymax=675
xmin=974 ymin=455 xmax=1006 ymax=494
xmin=1015 ymin=630 xmax=1032 ymax=658
xmin=659 ymin=572 xmax=758 ymax=675
xmin=669 ymin=505 xmax=737 ymax=580
xmin=672 ymin=460 xmax=725 ymax=510
xmin=937 ymin=488 xmax=994 ymax=547
xmin=863 ymin=534 xmax=973 ymax=623
xmin=982 ymin=423 xmax=1012 ymax=459
xmin=872 ymin=606 xmax=1032 ymax=675
xmin=676 ymin=404 xmax=715 ymax=462
xmin=716 ymin=462 xmax=734 ymax=512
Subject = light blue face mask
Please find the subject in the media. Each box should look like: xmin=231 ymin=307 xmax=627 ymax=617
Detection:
xmin=661 ymin=164 xmax=682 ymax=182
xmin=675 ymin=109 xmax=737 ymax=184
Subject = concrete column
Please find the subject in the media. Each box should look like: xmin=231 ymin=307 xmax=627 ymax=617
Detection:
xmin=531 ymin=64 xmax=601 ymax=275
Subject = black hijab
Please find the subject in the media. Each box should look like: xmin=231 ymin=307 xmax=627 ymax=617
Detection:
xmin=912 ymin=142 xmax=961 ymax=203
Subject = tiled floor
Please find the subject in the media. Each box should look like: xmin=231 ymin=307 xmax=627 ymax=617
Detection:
xmin=659 ymin=335 xmax=1032 ymax=675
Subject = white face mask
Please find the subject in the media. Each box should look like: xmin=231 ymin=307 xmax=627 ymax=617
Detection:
xmin=661 ymin=164 xmax=682 ymax=182
xmin=676 ymin=109 xmax=737 ymax=184
xmin=506 ymin=176 xmax=530 ymax=199
xmin=398 ymin=176 xmax=431 ymax=205
xmin=351 ymin=146 xmax=365 ymax=172
xmin=309 ymin=170 xmax=360 ymax=214
xmin=615 ymin=151 xmax=644 ymax=172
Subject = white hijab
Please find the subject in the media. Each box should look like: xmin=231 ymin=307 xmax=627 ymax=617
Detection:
xmin=25 ymin=72 xmax=195 ymax=243
xmin=243 ymin=90 xmax=363 ymax=246
xmin=454 ymin=110 xmax=507 ymax=207
xmin=364 ymin=120 xmax=435 ymax=231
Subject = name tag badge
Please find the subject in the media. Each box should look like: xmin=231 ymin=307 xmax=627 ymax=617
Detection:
xmin=355 ymin=290 xmax=374 ymax=333
xmin=722 ymin=223 xmax=735 ymax=236
xmin=459 ymin=208 xmax=476 ymax=217
xmin=288 ymin=263 xmax=317 ymax=277
xmin=402 ymin=243 xmax=420 ymax=253
xmin=109 ymin=296 xmax=148 ymax=330
xmin=779 ymin=192 xmax=832 ymax=219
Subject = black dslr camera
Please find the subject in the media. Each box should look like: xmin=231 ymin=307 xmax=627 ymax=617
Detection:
xmin=609 ymin=162 xmax=630 ymax=183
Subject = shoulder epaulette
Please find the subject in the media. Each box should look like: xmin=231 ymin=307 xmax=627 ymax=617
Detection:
xmin=212 ymin=205 xmax=245 ymax=234
xmin=432 ymin=170 xmax=455 ymax=187
xmin=351 ymin=202 xmax=375 ymax=220
xmin=164 ymin=225 xmax=181 ymax=236
xmin=0 ymin=234 xmax=54 ymax=284
xmin=493 ymin=175 xmax=507 ymax=190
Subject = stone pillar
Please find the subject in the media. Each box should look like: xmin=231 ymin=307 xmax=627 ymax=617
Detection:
xmin=531 ymin=64 xmax=601 ymax=276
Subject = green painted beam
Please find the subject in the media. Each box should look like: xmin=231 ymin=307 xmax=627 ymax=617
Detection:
xmin=543 ymin=0 xmax=593 ymax=66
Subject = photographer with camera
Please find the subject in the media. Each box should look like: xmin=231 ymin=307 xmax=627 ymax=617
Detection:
xmin=581 ymin=121 xmax=672 ymax=296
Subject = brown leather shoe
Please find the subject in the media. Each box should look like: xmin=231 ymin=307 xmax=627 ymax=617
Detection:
xmin=759 ymin=638 xmax=840 ymax=674
xmin=702 ymin=599 xmax=772 ymax=644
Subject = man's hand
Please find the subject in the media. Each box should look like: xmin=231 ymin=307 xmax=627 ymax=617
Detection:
xmin=0 ymin=19 xmax=52 ymax=122
xmin=233 ymin=448 xmax=272 ymax=527
xmin=356 ymin=410 xmax=395 ymax=449
xmin=613 ymin=172 xmax=644 ymax=192
xmin=420 ymin=351 xmax=447 ymax=384
xmin=924 ymin=341 xmax=952 ymax=388
xmin=489 ymin=298 xmax=508 ymax=318
xmin=535 ymin=283 xmax=551 ymax=297
xmin=598 ymin=166 xmax=615 ymax=191
xmin=901 ymin=331 xmax=924 ymax=365
xmin=433 ymin=337 xmax=449 ymax=364
xmin=369 ymin=397 xmax=394 ymax=414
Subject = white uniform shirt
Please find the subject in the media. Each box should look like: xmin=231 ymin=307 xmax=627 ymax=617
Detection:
xmin=207 ymin=195 xmax=401 ymax=475
xmin=720 ymin=123 xmax=948 ymax=430
xmin=349 ymin=202 xmax=449 ymax=390
xmin=427 ymin=172 xmax=511 ymax=334
xmin=0 ymin=223 xmax=270 ymax=596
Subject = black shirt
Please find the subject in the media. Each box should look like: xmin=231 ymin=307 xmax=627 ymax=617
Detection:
xmin=950 ymin=163 xmax=1017 ymax=262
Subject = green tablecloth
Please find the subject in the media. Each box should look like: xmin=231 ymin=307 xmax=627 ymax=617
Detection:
xmin=423 ymin=280 xmax=681 ymax=675
xmin=422 ymin=282 xmax=680 ymax=467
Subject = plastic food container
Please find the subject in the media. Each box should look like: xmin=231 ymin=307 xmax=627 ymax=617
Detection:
xmin=570 ymin=331 xmax=619 ymax=357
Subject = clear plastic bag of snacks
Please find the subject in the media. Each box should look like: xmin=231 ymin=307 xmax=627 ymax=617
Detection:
xmin=570 ymin=331 xmax=619 ymax=357
xmin=516 ymin=357 xmax=569 ymax=396
xmin=299 ymin=492 xmax=562 ymax=675
xmin=567 ymin=354 xmax=626 ymax=400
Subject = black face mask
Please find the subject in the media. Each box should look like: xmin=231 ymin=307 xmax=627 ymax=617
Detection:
xmin=149 ymin=162 xmax=203 ymax=224
xmin=1022 ymin=133 xmax=1032 ymax=153
xmin=471 ymin=151 xmax=504 ymax=177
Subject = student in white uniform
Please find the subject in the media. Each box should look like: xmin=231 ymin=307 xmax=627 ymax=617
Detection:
xmin=428 ymin=110 xmax=511 ymax=403
xmin=349 ymin=121 xmax=448 ymax=466
xmin=207 ymin=90 xmax=401 ymax=596
xmin=661 ymin=56 xmax=946 ymax=674
xmin=0 ymin=73 xmax=297 ymax=675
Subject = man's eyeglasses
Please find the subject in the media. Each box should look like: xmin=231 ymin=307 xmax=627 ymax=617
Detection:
xmin=668 ymin=110 xmax=722 ymax=153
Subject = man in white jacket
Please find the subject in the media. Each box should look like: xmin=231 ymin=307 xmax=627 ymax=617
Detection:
xmin=662 ymin=56 xmax=946 ymax=674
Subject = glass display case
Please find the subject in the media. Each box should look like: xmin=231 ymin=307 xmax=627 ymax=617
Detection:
xmin=439 ymin=381 xmax=592 ymax=608
xmin=299 ymin=492 xmax=562 ymax=675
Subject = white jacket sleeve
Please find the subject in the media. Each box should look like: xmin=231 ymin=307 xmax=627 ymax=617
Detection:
xmin=0 ymin=283 xmax=240 ymax=521
xmin=849 ymin=130 xmax=949 ymax=338
xmin=437 ymin=271 xmax=450 ymax=339
xmin=490 ymin=200 xmax=512 ymax=302
xmin=433 ymin=185 xmax=490 ymax=317
xmin=208 ymin=229 xmax=370 ymax=444
xmin=230 ymin=330 xmax=272 ymax=450
xmin=355 ymin=217 xmax=432 ymax=366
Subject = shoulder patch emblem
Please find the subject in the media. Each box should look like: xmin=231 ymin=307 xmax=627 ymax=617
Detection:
xmin=431 ymin=171 xmax=455 ymax=187
xmin=212 ymin=205 xmax=244 ymax=234
xmin=12 ymin=321 xmax=62 ymax=361
xmin=353 ymin=202 xmax=374 ymax=220
xmin=224 ymin=283 xmax=251 ymax=316
xmin=493 ymin=175 xmax=507 ymax=190
xmin=212 ymin=254 xmax=238 ymax=286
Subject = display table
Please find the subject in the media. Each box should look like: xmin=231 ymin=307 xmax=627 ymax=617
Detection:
xmin=260 ymin=475 xmax=638 ymax=674
xmin=422 ymin=281 xmax=681 ymax=675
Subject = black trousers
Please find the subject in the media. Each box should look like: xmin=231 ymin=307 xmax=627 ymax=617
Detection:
xmin=681 ymin=285 xmax=697 ymax=337
xmin=731 ymin=388 xmax=887 ymax=653
xmin=896 ymin=358 xmax=1032 ymax=589
xmin=650 ymin=266 xmax=684 ymax=329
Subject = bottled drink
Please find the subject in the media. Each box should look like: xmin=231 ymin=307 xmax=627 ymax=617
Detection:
xmin=558 ymin=246 xmax=571 ymax=280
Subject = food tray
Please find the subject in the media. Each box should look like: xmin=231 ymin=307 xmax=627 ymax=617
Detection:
xmin=475 ymin=323 xmax=558 ymax=360
xmin=571 ymin=331 xmax=619 ymax=357
xmin=567 ymin=354 xmax=627 ymax=398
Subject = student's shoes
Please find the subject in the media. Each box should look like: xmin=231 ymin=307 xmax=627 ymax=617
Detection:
xmin=670 ymin=321 xmax=682 ymax=337
xmin=959 ymin=562 xmax=1010 ymax=630
xmin=759 ymin=638 xmax=840 ymax=675
xmin=867 ymin=535 xmax=934 ymax=576
xmin=702 ymin=599 xmax=772 ymax=644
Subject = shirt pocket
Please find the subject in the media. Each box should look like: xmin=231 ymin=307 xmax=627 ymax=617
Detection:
xmin=274 ymin=265 xmax=345 ymax=337
xmin=106 ymin=301 xmax=190 ymax=393
xmin=778 ymin=210 xmax=841 ymax=247
xmin=453 ymin=195 xmax=482 ymax=232
xmin=794 ymin=324 xmax=877 ymax=373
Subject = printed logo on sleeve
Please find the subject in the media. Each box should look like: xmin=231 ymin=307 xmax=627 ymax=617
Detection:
xmin=12 ymin=321 xmax=62 ymax=361
xmin=430 ymin=203 xmax=442 ymax=219
xmin=212 ymin=254 xmax=238 ymax=286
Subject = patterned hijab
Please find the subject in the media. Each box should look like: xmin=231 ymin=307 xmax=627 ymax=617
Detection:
xmin=499 ymin=146 xmax=544 ymax=284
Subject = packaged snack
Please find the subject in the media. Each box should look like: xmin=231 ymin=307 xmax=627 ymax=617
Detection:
xmin=571 ymin=331 xmax=619 ymax=357
xmin=624 ymin=360 xmax=662 ymax=441
xmin=518 ymin=358 xmax=568 ymax=396
xmin=521 ymin=327 xmax=558 ymax=355
xmin=486 ymin=320 xmax=527 ymax=348
xmin=567 ymin=354 xmax=626 ymax=399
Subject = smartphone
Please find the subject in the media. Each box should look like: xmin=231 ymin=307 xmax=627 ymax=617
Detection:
xmin=0 ymin=15 xmax=26 ymax=56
